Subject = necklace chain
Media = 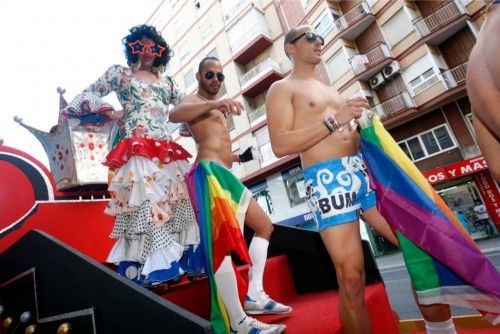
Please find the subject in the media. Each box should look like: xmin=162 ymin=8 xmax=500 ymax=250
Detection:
xmin=196 ymin=93 xmax=227 ymax=127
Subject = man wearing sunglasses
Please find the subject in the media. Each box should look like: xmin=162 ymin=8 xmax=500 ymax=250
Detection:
xmin=266 ymin=25 xmax=457 ymax=334
xmin=170 ymin=57 xmax=290 ymax=334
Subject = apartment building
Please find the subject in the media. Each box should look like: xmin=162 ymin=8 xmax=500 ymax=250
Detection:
xmin=148 ymin=0 xmax=498 ymax=255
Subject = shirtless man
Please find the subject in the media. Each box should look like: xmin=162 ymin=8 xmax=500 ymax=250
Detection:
xmin=466 ymin=0 xmax=500 ymax=181
xmin=266 ymin=25 xmax=456 ymax=333
xmin=170 ymin=57 xmax=289 ymax=334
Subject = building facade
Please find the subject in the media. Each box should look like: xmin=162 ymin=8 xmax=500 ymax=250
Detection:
xmin=148 ymin=0 xmax=499 ymax=256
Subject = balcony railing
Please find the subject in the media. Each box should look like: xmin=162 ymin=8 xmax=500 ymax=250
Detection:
xmin=413 ymin=1 xmax=462 ymax=37
xmin=372 ymin=92 xmax=415 ymax=119
xmin=461 ymin=144 xmax=481 ymax=160
xmin=441 ymin=62 xmax=468 ymax=89
xmin=350 ymin=43 xmax=391 ymax=74
xmin=223 ymin=0 xmax=250 ymax=23
xmin=230 ymin=23 xmax=270 ymax=54
xmin=247 ymin=105 xmax=266 ymax=124
xmin=333 ymin=1 xmax=372 ymax=34
xmin=240 ymin=57 xmax=281 ymax=87
xmin=412 ymin=73 xmax=441 ymax=96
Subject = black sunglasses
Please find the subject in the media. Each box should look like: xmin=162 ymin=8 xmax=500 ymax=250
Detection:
xmin=289 ymin=32 xmax=325 ymax=46
xmin=204 ymin=71 xmax=225 ymax=82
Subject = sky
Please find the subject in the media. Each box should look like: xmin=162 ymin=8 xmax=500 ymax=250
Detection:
xmin=0 ymin=0 xmax=162 ymax=168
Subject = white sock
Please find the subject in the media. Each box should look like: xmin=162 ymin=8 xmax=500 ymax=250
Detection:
xmin=214 ymin=256 xmax=246 ymax=325
xmin=247 ymin=237 xmax=269 ymax=297
xmin=424 ymin=319 xmax=457 ymax=334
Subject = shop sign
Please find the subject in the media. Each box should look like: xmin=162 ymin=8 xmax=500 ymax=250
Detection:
xmin=423 ymin=156 xmax=487 ymax=185
xmin=474 ymin=171 xmax=500 ymax=224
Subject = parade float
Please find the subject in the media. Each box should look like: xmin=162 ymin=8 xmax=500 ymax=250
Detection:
xmin=0 ymin=90 xmax=497 ymax=333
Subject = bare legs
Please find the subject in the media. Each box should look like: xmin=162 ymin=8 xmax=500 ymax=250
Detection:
xmin=320 ymin=221 xmax=372 ymax=334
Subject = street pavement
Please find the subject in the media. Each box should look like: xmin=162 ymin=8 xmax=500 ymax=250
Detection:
xmin=374 ymin=237 xmax=500 ymax=319
xmin=376 ymin=237 xmax=500 ymax=270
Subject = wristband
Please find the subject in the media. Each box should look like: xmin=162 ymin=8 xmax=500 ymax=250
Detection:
xmin=323 ymin=117 xmax=335 ymax=134
xmin=325 ymin=114 xmax=344 ymax=133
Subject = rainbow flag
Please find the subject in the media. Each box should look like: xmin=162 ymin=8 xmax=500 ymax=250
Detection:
xmin=360 ymin=115 xmax=500 ymax=324
xmin=186 ymin=161 xmax=252 ymax=334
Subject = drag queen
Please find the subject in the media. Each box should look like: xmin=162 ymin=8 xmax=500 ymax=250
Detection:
xmin=66 ymin=25 xmax=201 ymax=286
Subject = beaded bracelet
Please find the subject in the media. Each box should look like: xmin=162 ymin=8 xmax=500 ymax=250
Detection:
xmin=325 ymin=114 xmax=344 ymax=133
xmin=323 ymin=117 xmax=335 ymax=133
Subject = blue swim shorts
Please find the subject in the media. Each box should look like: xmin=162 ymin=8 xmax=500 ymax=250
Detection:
xmin=303 ymin=153 xmax=376 ymax=231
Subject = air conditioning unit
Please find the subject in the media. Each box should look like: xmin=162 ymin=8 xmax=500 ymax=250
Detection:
xmin=382 ymin=61 xmax=400 ymax=79
xmin=369 ymin=73 xmax=385 ymax=89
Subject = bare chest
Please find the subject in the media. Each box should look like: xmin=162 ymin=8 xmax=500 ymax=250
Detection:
xmin=292 ymin=86 xmax=339 ymax=120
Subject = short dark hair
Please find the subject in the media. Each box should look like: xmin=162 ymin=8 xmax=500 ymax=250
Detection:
xmin=283 ymin=26 xmax=303 ymax=58
xmin=122 ymin=24 xmax=172 ymax=68
xmin=198 ymin=57 xmax=220 ymax=73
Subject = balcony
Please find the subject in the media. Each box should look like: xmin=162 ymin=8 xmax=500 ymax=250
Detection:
xmin=411 ymin=61 xmax=468 ymax=109
xmin=240 ymin=58 xmax=284 ymax=98
xmin=332 ymin=2 xmax=375 ymax=40
xmin=350 ymin=43 xmax=392 ymax=79
xmin=461 ymin=144 xmax=481 ymax=160
xmin=247 ymin=104 xmax=266 ymax=125
xmin=441 ymin=62 xmax=468 ymax=89
xmin=372 ymin=92 xmax=415 ymax=120
xmin=231 ymin=23 xmax=273 ymax=65
xmin=413 ymin=1 xmax=468 ymax=44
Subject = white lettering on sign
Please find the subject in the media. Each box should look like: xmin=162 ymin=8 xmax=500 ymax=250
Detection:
xmin=448 ymin=169 xmax=457 ymax=177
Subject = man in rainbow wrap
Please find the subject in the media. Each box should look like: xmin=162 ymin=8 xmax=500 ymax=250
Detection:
xmin=170 ymin=57 xmax=290 ymax=334
xmin=267 ymin=24 xmax=500 ymax=333
xmin=266 ymin=24 xmax=479 ymax=333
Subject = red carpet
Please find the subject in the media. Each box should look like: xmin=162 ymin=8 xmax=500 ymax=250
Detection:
xmin=163 ymin=255 xmax=399 ymax=333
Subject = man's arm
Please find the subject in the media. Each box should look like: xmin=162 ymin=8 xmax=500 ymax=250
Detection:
xmin=266 ymin=82 xmax=366 ymax=157
xmin=266 ymin=82 xmax=331 ymax=157
xmin=169 ymin=95 xmax=216 ymax=123
xmin=170 ymin=96 xmax=244 ymax=123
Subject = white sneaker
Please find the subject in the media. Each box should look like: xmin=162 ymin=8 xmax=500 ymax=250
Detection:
xmin=230 ymin=316 xmax=286 ymax=334
xmin=244 ymin=291 xmax=292 ymax=315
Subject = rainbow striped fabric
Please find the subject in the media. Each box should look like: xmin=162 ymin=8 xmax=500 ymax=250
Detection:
xmin=360 ymin=115 xmax=500 ymax=324
xmin=186 ymin=161 xmax=252 ymax=334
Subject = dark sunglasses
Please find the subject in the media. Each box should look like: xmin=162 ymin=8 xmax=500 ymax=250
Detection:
xmin=289 ymin=32 xmax=325 ymax=46
xmin=204 ymin=71 xmax=225 ymax=82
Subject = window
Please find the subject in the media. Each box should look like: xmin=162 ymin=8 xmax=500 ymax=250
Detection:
xmin=194 ymin=0 xmax=207 ymax=12
xmin=170 ymin=0 xmax=180 ymax=8
xmin=179 ymin=40 xmax=190 ymax=63
xmin=301 ymin=0 xmax=312 ymax=8
xmin=173 ymin=17 xmax=184 ymax=38
xmin=183 ymin=69 xmax=196 ymax=89
xmin=398 ymin=125 xmax=456 ymax=161
xmin=199 ymin=18 xmax=213 ymax=42
xmin=326 ymin=48 xmax=351 ymax=82
xmin=313 ymin=10 xmax=334 ymax=38
xmin=281 ymin=166 xmax=307 ymax=207
xmin=409 ymin=68 xmax=439 ymax=95
xmin=465 ymin=113 xmax=475 ymax=136
xmin=380 ymin=8 xmax=414 ymax=47
xmin=254 ymin=126 xmax=277 ymax=165
xmin=249 ymin=180 xmax=273 ymax=214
